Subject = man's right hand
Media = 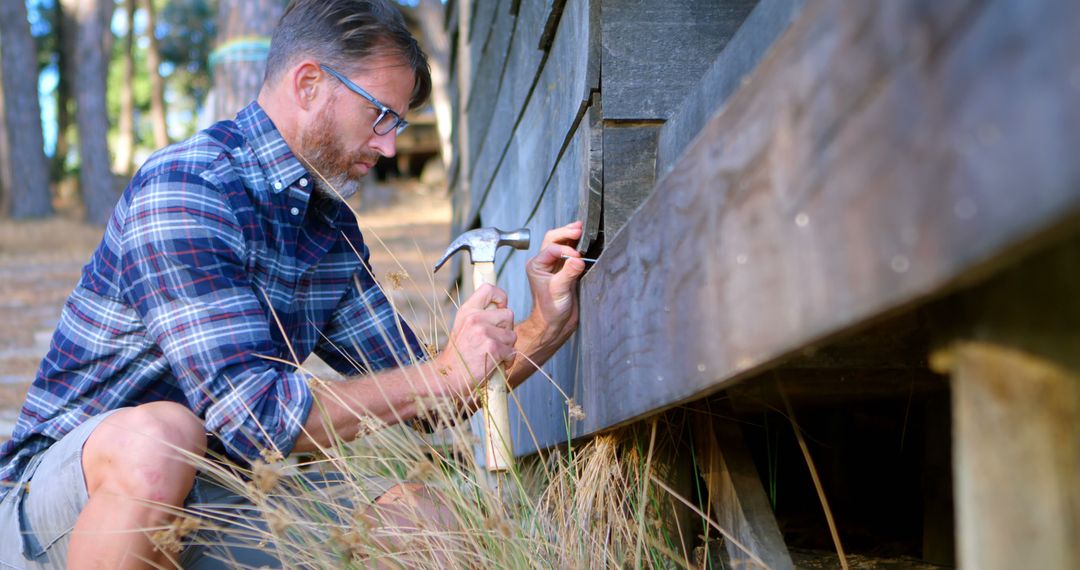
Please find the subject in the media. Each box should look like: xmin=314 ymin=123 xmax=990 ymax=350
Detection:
xmin=435 ymin=284 xmax=517 ymax=399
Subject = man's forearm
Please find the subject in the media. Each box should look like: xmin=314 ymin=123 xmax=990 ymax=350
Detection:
xmin=292 ymin=312 xmax=573 ymax=453
xmin=506 ymin=312 xmax=574 ymax=388
xmin=292 ymin=360 xmax=452 ymax=453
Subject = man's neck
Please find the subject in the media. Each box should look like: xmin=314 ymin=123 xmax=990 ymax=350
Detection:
xmin=256 ymin=89 xmax=301 ymax=153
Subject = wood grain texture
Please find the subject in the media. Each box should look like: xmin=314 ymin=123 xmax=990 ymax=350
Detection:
xmin=502 ymin=116 xmax=594 ymax=454
xmin=465 ymin=0 xmax=514 ymax=167
xmin=601 ymin=0 xmax=758 ymax=121
xmin=602 ymin=124 xmax=660 ymax=238
xmin=462 ymin=0 xmax=555 ymax=229
xmin=656 ymin=0 xmax=805 ymax=178
xmin=573 ymin=0 xmax=1080 ymax=438
xmin=469 ymin=0 xmax=597 ymax=226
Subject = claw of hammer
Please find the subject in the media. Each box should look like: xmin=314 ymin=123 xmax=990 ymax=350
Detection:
xmin=433 ymin=227 xmax=531 ymax=273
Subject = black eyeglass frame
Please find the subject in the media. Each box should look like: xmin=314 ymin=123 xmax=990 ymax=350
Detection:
xmin=320 ymin=64 xmax=409 ymax=136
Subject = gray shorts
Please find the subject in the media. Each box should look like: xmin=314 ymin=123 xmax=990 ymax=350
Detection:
xmin=0 ymin=411 xmax=398 ymax=569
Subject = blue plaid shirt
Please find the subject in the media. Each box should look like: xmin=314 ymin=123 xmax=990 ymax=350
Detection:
xmin=0 ymin=102 xmax=422 ymax=489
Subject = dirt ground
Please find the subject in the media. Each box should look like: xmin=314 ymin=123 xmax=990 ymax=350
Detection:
xmin=0 ymin=179 xmax=453 ymax=438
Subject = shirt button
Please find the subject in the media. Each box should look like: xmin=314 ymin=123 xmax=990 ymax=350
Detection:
xmin=290 ymin=207 xmax=300 ymax=216
xmin=299 ymin=178 xmax=309 ymax=187
xmin=273 ymin=181 xmax=283 ymax=190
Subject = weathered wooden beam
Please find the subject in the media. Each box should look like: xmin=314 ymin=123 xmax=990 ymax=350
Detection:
xmin=601 ymin=123 xmax=660 ymax=240
xmin=572 ymin=0 xmax=1080 ymax=438
xmin=942 ymin=343 xmax=1079 ymax=569
xmin=694 ymin=404 xmax=793 ymax=569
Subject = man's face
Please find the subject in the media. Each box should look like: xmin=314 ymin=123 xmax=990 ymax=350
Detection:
xmin=298 ymin=56 xmax=415 ymax=202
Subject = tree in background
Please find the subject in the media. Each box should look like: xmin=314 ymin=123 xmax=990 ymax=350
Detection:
xmin=62 ymin=0 xmax=116 ymax=225
xmin=114 ymin=0 xmax=137 ymax=175
xmin=143 ymin=0 xmax=169 ymax=148
xmin=0 ymin=0 xmax=53 ymax=218
xmin=210 ymin=0 xmax=286 ymax=122
xmin=0 ymin=72 xmax=11 ymax=215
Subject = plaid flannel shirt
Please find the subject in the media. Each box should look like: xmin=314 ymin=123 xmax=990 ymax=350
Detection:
xmin=0 ymin=102 xmax=422 ymax=490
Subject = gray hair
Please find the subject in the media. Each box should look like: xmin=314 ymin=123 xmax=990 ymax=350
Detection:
xmin=264 ymin=0 xmax=431 ymax=108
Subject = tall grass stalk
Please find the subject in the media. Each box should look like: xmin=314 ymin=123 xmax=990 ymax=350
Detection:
xmin=145 ymin=169 xmax=714 ymax=568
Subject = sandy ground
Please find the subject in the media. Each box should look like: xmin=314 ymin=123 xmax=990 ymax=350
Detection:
xmin=0 ymin=179 xmax=453 ymax=437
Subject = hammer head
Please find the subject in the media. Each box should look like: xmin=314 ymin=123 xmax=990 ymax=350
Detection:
xmin=434 ymin=227 xmax=531 ymax=272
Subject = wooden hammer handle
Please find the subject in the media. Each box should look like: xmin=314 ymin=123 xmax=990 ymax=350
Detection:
xmin=472 ymin=261 xmax=513 ymax=472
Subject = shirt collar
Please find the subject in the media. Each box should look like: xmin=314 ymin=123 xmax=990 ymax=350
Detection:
xmin=234 ymin=102 xmax=310 ymax=195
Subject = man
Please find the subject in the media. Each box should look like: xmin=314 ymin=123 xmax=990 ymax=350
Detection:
xmin=0 ymin=1 xmax=587 ymax=567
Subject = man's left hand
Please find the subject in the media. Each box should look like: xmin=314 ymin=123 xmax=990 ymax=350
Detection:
xmin=524 ymin=221 xmax=587 ymax=345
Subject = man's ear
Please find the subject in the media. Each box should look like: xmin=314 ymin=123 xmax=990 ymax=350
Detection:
xmin=290 ymin=60 xmax=325 ymax=111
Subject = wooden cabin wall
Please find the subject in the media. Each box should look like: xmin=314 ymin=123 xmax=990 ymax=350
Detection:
xmin=447 ymin=0 xmax=773 ymax=456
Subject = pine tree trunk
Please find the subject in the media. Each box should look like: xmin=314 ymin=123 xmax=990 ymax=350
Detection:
xmin=52 ymin=1 xmax=72 ymax=184
xmin=143 ymin=0 xmax=169 ymax=148
xmin=0 ymin=71 xmax=12 ymax=216
xmin=211 ymin=0 xmax=287 ymax=121
xmin=62 ymin=0 xmax=117 ymax=225
xmin=114 ymin=0 xmax=136 ymax=176
xmin=0 ymin=0 xmax=54 ymax=219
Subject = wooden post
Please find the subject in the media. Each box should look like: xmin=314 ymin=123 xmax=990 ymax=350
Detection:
xmin=937 ymin=342 xmax=1080 ymax=569
xmin=931 ymin=236 xmax=1080 ymax=570
xmin=693 ymin=403 xmax=794 ymax=569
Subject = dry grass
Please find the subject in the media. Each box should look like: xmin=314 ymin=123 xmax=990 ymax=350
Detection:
xmin=139 ymin=172 xmax=705 ymax=569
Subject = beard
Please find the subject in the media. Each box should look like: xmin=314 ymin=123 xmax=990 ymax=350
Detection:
xmin=298 ymin=104 xmax=380 ymax=203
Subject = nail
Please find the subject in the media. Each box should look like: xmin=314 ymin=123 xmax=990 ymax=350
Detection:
xmin=561 ymin=255 xmax=598 ymax=263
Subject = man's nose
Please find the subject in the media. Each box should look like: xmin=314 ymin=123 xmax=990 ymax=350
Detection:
xmin=369 ymin=129 xmax=398 ymax=158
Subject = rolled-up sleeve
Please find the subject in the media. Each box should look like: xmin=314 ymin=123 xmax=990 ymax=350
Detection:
xmin=118 ymin=171 xmax=312 ymax=461
xmin=314 ymin=246 xmax=425 ymax=376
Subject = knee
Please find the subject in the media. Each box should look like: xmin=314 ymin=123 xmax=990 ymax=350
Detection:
xmin=83 ymin=402 xmax=206 ymax=503
xmin=375 ymin=483 xmax=457 ymax=530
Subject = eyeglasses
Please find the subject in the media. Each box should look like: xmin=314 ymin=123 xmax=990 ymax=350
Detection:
xmin=319 ymin=64 xmax=409 ymax=136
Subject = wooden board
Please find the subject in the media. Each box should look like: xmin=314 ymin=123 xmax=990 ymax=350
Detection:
xmin=931 ymin=234 xmax=1080 ymax=569
xmin=570 ymin=0 xmax=1080 ymax=439
xmin=505 ymin=120 xmax=593 ymax=454
xmin=694 ymin=403 xmax=794 ymax=570
xmin=457 ymin=0 xmax=560 ymax=232
xmin=465 ymin=0 xmax=514 ymax=167
xmin=656 ymin=0 xmax=806 ymax=177
xmin=475 ymin=0 xmax=598 ymax=229
xmin=602 ymin=124 xmax=660 ymax=238
xmin=470 ymin=0 xmax=598 ymax=226
xmin=600 ymin=0 xmax=758 ymax=121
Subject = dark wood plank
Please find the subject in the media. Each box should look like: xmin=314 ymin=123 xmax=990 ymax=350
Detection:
xmin=601 ymin=0 xmax=758 ymax=121
xmin=602 ymin=123 xmax=660 ymax=238
xmin=580 ymin=92 xmax=603 ymax=254
xmin=572 ymin=0 xmax=1080 ymax=437
xmin=465 ymin=0 xmax=514 ymax=168
xmin=467 ymin=0 xmax=498 ymax=81
xmin=468 ymin=0 xmax=596 ymax=222
xmin=502 ymin=116 xmax=593 ymax=454
xmin=474 ymin=0 xmax=598 ymax=227
xmin=463 ymin=0 xmax=555 ymax=226
xmin=656 ymin=0 xmax=806 ymax=177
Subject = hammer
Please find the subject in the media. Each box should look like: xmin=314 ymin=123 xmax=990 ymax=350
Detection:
xmin=434 ymin=227 xmax=531 ymax=472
